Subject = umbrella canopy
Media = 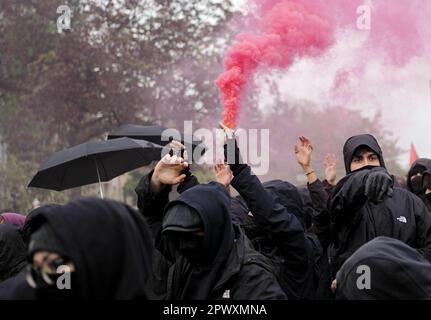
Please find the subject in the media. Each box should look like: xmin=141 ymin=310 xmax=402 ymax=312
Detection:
xmin=28 ymin=137 xmax=163 ymax=192
xmin=107 ymin=124 xmax=206 ymax=160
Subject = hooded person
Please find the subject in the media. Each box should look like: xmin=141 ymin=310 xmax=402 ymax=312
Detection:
xmin=422 ymin=170 xmax=431 ymax=212
xmin=135 ymin=158 xmax=287 ymax=300
xmin=22 ymin=198 xmax=154 ymax=300
xmin=407 ymin=158 xmax=431 ymax=202
xmin=0 ymin=223 xmax=26 ymax=283
xmin=336 ymin=237 xmax=431 ymax=300
xmin=342 ymin=134 xmax=386 ymax=174
xmin=407 ymin=158 xmax=431 ymax=207
xmin=325 ymin=134 xmax=431 ymax=283
xmin=219 ymin=136 xmax=318 ymax=299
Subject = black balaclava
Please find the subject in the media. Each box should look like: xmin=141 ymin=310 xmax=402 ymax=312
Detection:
xmin=407 ymin=158 xmax=431 ymax=194
xmin=162 ymin=203 xmax=204 ymax=264
xmin=343 ymin=134 xmax=386 ymax=174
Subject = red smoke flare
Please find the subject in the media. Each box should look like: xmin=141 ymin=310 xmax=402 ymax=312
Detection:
xmin=216 ymin=0 xmax=333 ymax=128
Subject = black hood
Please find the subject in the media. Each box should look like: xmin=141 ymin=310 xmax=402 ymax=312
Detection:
xmin=263 ymin=180 xmax=306 ymax=227
xmin=0 ymin=223 xmax=26 ymax=282
xmin=230 ymin=195 xmax=267 ymax=240
xmin=163 ymin=182 xmax=235 ymax=299
xmin=336 ymin=236 xmax=431 ymax=300
xmin=407 ymin=158 xmax=431 ymax=192
xmin=24 ymin=198 xmax=154 ymax=299
xmin=163 ymin=182 xmax=234 ymax=266
xmin=343 ymin=134 xmax=386 ymax=174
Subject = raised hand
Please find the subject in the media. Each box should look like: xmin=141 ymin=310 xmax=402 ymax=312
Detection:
xmin=169 ymin=140 xmax=188 ymax=161
xmin=219 ymin=122 xmax=235 ymax=141
xmin=151 ymin=153 xmax=189 ymax=192
xmin=324 ymin=153 xmax=337 ymax=186
xmin=214 ymin=161 xmax=233 ymax=189
xmin=364 ymin=170 xmax=394 ymax=203
xmin=219 ymin=122 xmax=246 ymax=176
xmin=294 ymin=136 xmax=313 ymax=170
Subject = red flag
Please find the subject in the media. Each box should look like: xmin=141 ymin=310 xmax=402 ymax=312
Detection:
xmin=409 ymin=143 xmax=420 ymax=166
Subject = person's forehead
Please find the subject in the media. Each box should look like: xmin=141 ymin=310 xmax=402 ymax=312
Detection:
xmin=354 ymin=147 xmax=377 ymax=156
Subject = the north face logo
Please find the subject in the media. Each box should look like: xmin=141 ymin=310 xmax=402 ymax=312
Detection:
xmin=222 ymin=290 xmax=230 ymax=299
xmin=396 ymin=216 xmax=407 ymax=223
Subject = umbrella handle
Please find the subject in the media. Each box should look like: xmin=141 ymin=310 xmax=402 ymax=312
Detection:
xmin=94 ymin=157 xmax=104 ymax=199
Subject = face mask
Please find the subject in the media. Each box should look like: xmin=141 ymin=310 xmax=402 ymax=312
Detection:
xmin=423 ymin=174 xmax=431 ymax=191
xmin=410 ymin=176 xmax=423 ymax=194
xmin=169 ymin=233 xmax=204 ymax=264
xmin=350 ymin=164 xmax=379 ymax=174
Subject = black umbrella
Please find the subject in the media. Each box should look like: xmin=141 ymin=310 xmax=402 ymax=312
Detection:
xmin=107 ymin=124 xmax=206 ymax=161
xmin=28 ymin=137 xmax=163 ymax=197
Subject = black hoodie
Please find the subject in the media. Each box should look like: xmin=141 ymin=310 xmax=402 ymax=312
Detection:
xmin=229 ymin=167 xmax=318 ymax=300
xmin=24 ymin=198 xmax=154 ymax=299
xmin=328 ymin=166 xmax=431 ymax=278
xmin=343 ymin=134 xmax=386 ymax=174
xmin=136 ymin=173 xmax=287 ymax=300
xmin=422 ymin=170 xmax=431 ymax=212
xmin=407 ymin=158 xmax=431 ymax=193
xmin=0 ymin=223 xmax=26 ymax=282
xmin=307 ymin=135 xmax=431 ymax=283
xmin=336 ymin=236 xmax=431 ymax=299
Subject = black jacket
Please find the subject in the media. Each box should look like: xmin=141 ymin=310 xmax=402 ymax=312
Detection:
xmin=306 ymin=179 xmax=334 ymax=299
xmin=407 ymin=158 xmax=431 ymax=192
xmin=328 ymin=167 xmax=431 ymax=277
xmin=307 ymin=179 xmax=332 ymax=249
xmin=230 ymin=166 xmax=320 ymax=299
xmin=0 ymin=272 xmax=35 ymax=300
xmin=0 ymin=223 xmax=26 ymax=283
xmin=424 ymin=194 xmax=431 ymax=212
xmin=135 ymin=172 xmax=287 ymax=300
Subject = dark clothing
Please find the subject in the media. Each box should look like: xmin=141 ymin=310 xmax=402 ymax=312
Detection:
xmin=336 ymin=236 xmax=431 ymax=300
xmin=328 ymin=167 xmax=431 ymax=277
xmin=263 ymin=180 xmax=306 ymax=228
xmin=296 ymin=186 xmax=315 ymax=231
xmin=0 ymin=223 xmax=26 ymax=282
xmin=307 ymin=179 xmax=332 ymax=249
xmin=230 ymin=168 xmax=319 ymax=299
xmin=135 ymin=172 xmax=286 ymax=300
xmin=306 ymin=179 xmax=334 ymax=299
xmin=407 ymin=158 xmax=431 ymax=193
xmin=407 ymin=159 xmax=431 ymax=210
xmin=343 ymin=134 xmax=386 ymax=174
xmin=0 ymin=272 xmax=36 ymax=300
xmin=24 ymin=198 xmax=154 ymax=299
xmin=422 ymin=190 xmax=431 ymax=212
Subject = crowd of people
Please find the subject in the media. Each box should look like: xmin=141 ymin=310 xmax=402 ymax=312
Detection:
xmin=1 ymin=125 xmax=431 ymax=300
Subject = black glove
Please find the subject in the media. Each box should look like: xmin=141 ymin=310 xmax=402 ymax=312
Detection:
xmin=223 ymin=138 xmax=247 ymax=176
xmin=364 ymin=170 xmax=394 ymax=203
